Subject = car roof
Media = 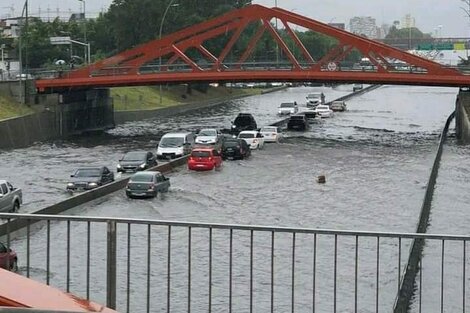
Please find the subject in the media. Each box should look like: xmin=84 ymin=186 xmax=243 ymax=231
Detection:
xmin=192 ymin=147 xmax=215 ymax=152
xmin=124 ymin=150 xmax=148 ymax=154
xmin=239 ymin=130 xmax=258 ymax=134
xmin=0 ymin=180 xmax=7 ymax=184
xmin=75 ymin=167 xmax=104 ymax=171
xmin=161 ymin=132 xmax=192 ymax=138
xmin=132 ymin=171 xmax=161 ymax=176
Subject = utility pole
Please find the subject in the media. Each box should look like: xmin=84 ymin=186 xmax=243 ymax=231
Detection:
xmin=461 ymin=0 xmax=470 ymax=59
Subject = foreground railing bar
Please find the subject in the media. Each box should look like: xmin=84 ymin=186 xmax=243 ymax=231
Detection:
xmin=441 ymin=239 xmax=445 ymax=313
xmin=3 ymin=213 xmax=470 ymax=241
xmin=66 ymin=220 xmax=71 ymax=293
xmin=464 ymin=241 xmax=466 ymax=313
xmin=376 ymin=237 xmax=380 ymax=313
xmin=188 ymin=227 xmax=192 ymax=313
xmin=419 ymin=259 xmax=422 ymax=313
xmin=250 ymin=230 xmax=254 ymax=313
xmin=334 ymin=234 xmax=337 ymax=313
xmin=147 ymin=225 xmax=151 ymax=313
xmin=397 ymin=238 xmax=401 ymax=297
xmin=271 ymin=231 xmax=275 ymax=313
xmin=46 ymin=220 xmax=50 ymax=285
xmin=26 ymin=219 xmax=30 ymax=278
xmin=313 ymin=233 xmax=317 ymax=313
xmin=354 ymin=235 xmax=358 ymax=313
xmin=229 ymin=229 xmax=233 ymax=313
xmin=86 ymin=221 xmax=90 ymax=300
xmin=127 ymin=223 xmax=131 ymax=313
xmin=292 ymin=232 xmax=296 ymax=313
xmin=6 ymin=218 xmax=10 ymax=271
xmin=167 ymin=225 xmax=171 ymax=313
xmin=209 ymin=228 xmax=213 ymax=313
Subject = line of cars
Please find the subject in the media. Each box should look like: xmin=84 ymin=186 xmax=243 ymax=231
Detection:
xmin=280 ymin=92 xmax=348 ymax=131
xmin=0 ymin=180 xmax=20 ymax=271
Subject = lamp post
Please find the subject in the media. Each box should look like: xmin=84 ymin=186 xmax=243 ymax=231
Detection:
xmin=159 ymin=0 xmax=180 ymax=104
xmin=18 ymin=0 xmax=28 ymax=105
xmin=78 ymin=0 xmax=88 ymax=63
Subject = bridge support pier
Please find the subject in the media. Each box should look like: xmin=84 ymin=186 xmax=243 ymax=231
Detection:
xmin=56 ymin=88 xmax=115 ymax=137
xmin=456 ymin=88 xmax=470 ymax=144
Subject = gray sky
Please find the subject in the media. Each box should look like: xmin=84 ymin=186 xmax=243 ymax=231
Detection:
xmin=1 ymin=0 xmax=469 ymax=37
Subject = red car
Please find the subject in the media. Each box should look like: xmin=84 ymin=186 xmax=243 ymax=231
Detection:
xmin=0 ymin=242 xmax=18 ymax=272
xmin=188 ymin=148 xmax=223 ymax=171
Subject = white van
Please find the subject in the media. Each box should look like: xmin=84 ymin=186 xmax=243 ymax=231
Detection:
xmin=156 ymin=132 xmax=195 ymax=159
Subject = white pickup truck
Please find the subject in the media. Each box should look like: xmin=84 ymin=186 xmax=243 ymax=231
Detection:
xmin=0 ymin=180 xmax=22 ymax=213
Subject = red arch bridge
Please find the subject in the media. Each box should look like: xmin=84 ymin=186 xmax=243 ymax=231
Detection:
xmin=36 ymin=5 xmax=470 ymax=93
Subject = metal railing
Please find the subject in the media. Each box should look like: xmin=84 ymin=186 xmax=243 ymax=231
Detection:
xmin=0 ymin=213 xmax=469 ymax=313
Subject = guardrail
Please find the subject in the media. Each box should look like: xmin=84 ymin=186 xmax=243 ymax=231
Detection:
xmin=0 ymin=213 xmax=468 ymax=313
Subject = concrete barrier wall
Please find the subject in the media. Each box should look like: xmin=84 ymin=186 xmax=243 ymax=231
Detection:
xmin=0 ymin=156 xmax=188 ymax=237
xmin=0 ymin=112 xmax=58 ymax=150
xmin=393 ymin=111 xmax=455 ymax=313
xmin=456 ymin=90 xmax=470 ymax=144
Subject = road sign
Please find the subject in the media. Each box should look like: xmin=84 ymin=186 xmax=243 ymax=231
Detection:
xmin=327 ymin=62 xmax=337 ymax=71
xmin=49 ymin=36 xmax=71 ymax=45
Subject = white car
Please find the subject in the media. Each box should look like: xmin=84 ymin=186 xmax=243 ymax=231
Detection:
xmin=278 ymin=102 xmax=298 ymax=115
xmin=238 ymin=131 xmax=265 ymax=149
xmin=260 ymin=126 xmax=283 ymax=143
xmin=195 ymin=128 xmax=221 ymax=145
xmin=306 ymin=93 xmax=325 ymax=108
xmin=314 ymin=105 xmax=334 ymax=118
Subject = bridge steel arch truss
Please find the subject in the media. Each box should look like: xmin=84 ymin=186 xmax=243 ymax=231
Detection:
xmin=36 ymin=5 xmax=470 ymax=92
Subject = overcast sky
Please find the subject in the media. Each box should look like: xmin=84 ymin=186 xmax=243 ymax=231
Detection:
xmin=1 ymin=0 xmax=469 ymax=37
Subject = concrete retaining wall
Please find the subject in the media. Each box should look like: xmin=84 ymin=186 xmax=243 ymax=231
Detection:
xmin=456 ymin=89 xmax=470 ymax=144
xmin=0 ymin=112 xmax=58 ymax=150
xmin=0 ymin=156 xmax=187 ymax=237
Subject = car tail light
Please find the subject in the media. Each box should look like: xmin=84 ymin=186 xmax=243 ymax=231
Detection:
xmin=189 ymin=157 xmax=194 ymax=161
xmin=208 ymin=157 xmax=213 ymax=161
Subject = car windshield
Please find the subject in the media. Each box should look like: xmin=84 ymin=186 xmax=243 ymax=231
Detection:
xmin=261 ymin=127 xmax=276 ymax=133
xmin=307 ymin=94 xmax=321 ymax=99
xmin=159 ymin=137 xmax=184 ymax=148
xmin=198 ymin=129 xmax=217 ymax=136
xmin=192 ymin=151 xmax=211 ymax=157
xmin=224 ymin=140 xmax=240 ymax=147
xmin=122 ymin=152 xmax=146 ymax=161
xmin=74 ymin=169 xmax=101 ymax=177
xmin=280 ymin=103 xmax=294 ymax=108
xmin=239 ymin=133 xmax=255 ymax=139
xmin=234 ymin=116 xmax=253 ymax=126
xmin=130 ymin=173 xmax=154 ymax=182
xmin=290 ymin=116 xmax=304 ymax=120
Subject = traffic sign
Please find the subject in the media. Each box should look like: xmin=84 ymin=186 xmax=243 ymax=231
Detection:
xmin=49 ymin=36 xmax=71 ymax=45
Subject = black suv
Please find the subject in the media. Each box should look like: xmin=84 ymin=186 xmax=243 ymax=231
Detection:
xmin=231 ymin=113 xmax=257 ymax=134
xmin=117 ymin=151 xmax=157 ymax=173
xmin=221 ymin=138 xmax=251 ymax=160
xmin=287 ymin=114 xmax=309 ymax=131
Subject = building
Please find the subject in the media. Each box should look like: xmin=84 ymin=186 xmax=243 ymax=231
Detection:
xmin=328 ymin=23 xmax=345 ymax=30
xmin=401 ymin=14 xmax=416 ymax=29
xmin=349 ymin=16 xmax=378 ymax=39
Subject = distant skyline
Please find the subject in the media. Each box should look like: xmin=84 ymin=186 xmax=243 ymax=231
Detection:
xmin=1 ymin=0 xmax=470 ymax=37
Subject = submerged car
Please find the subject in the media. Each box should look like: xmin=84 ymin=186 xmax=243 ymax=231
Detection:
xmin=260 ymin=126 xmax=283 ymax=143
xmin=195 ymin=128 xmax=222 ymax=146
xmin=126 ymin=171 xmax=170 ymax=198
xmin=314 ymin=105 xmax=334 ymax=118
xmin=188 ymin=148 xmax=223 ymax=171
xmin=287 ymin=114 xmax=309 ymax=131
xmin=238 ymin=131 xmax=265 ymax=149
xmin=0 ymin=242 xmax=18 ymax=271
xmin=221 ymin=138 xmax=251 ymax=160
xmin=330 ymin=101 xmax=347 ymax=112
xmin=278 ymin=102 xmax=298 ymax=115
xmin=230 ymin=113 xmax=258 ymax=134
xmin=66 ymin=167 xmax=114 ymax=191
xmin=353 ymin=83 xmax=363 ymax=92
xmin=156 ymin=132 xmax=195 ymax=160
xmin=306 ymin=93 xmax=325 ymax=108
xmin=117 ymin=151 xmax=157 ymax=173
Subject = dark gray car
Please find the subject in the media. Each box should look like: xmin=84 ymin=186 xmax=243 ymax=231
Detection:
xmin=117 ymin=151 xmax=157 ymax=173
xmin=126 ymin=171 xmax=170 ymax=198
xmin=66 ymin=167 xmax=114 ymax=191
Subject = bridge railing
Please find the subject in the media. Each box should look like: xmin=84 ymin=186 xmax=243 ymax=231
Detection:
xmin=0 ymin=213 xmax=468 ymax=313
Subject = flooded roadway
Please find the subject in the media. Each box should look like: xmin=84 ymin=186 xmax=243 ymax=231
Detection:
xmin=1 ymin=85 xmax=466 ymax=312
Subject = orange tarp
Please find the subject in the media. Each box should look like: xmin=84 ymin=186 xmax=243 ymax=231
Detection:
xmin=0 ymin=269 xmax=117 ymax=312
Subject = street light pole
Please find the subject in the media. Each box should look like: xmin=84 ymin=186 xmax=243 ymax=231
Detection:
xmin=159 ymin=0 xmax=179 ymax=104
xmin=78 ymin=0 xmax=87 ymax=63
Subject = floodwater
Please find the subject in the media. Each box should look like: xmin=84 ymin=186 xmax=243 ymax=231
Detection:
xmin=1 ymin=85 xmax=466 ymax=312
